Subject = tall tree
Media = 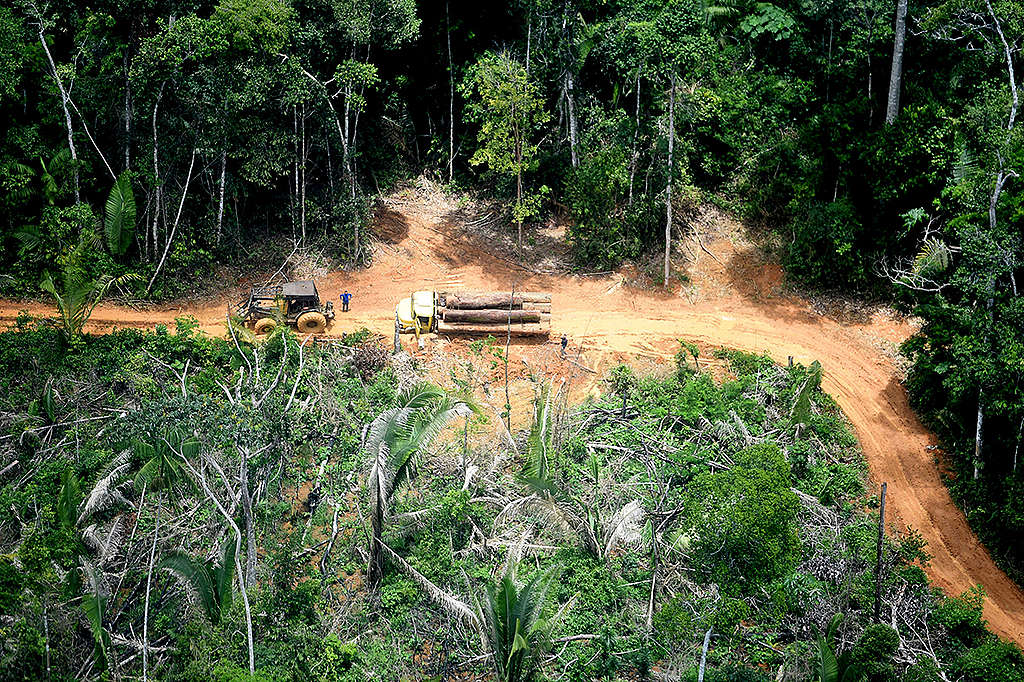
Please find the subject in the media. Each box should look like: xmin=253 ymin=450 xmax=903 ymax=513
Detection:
xmin=885 ymin=0 xmax=909 ymax=124
xmin=463 ymin=50 xmax=550 ymax=248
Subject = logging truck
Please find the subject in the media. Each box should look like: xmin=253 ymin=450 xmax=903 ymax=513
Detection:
xmin=395 ymin=290 xmax=551 ymax=340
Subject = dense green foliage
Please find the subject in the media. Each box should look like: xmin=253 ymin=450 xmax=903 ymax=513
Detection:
xmin=2 ymin=0 xmax=1016 ymax=283
xmin=1 ymin=319 xmax=1022 ymax=680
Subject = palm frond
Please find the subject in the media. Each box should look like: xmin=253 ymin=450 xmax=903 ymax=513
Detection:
xmin=104 ymin=172 xmax=136 ymax=256
xmin=82 ymin=524 xmax=102 ymax=554
xmin=791 ymin=361 xmax=823 ymax=429
xmin=377 ymin=541 xmax=480 ymax=630
xmin=215 ymin=537 xmax=236 ymax=617
xmin=99 ymin=516 xmax=126 ymax=565
xmin=603 ymin=500 xmax=647 ymax=557
xmin=479 ymin=565 xmax=561 ymax=682
xmin=160 ymin=550 xmax=219 ymax=623
xmin=81 ymin=561 xmax=110 ymax=668
xmin=952 ymin=146 xmax=977 ymax=183
xmin=499 ymin=494 xmax=599 ymax=558
xmin=13 ymin=225 xmax=43 ymax=254
xmin=523 ymin=383 xmax=553 ymax=482
xmin=396 ymin=381 xmax=448 ymax=409
xmin=395 ymin=400 xmax=472 ymax=486
xmin=79 ymin=454 xmax=131 ymax=524
xmin=368 ymin=439 xmax=397 ymax=531
xmin=913 ymin=237 xmax=951 ymax=277
xmin=133 ymin=438 xmax=188 ymax=494
xmin=82 ymin=518 xmax=126 ymax=565
xmin=57 ymin=469 xmax=81 ymax=529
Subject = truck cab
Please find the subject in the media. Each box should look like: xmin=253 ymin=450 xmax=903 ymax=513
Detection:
xmin=396 ymin=291 xmax=437 ymax=336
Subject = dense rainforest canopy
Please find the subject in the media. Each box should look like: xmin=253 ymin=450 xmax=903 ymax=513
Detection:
xmin=1 ymin=0 xmax=1023 ymax=679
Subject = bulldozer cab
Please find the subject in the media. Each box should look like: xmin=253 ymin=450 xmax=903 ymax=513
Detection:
xmin=396 ymin=291 xmax=436 ymax=335
xmin=280 ymin=280 xmax=321 ymax=315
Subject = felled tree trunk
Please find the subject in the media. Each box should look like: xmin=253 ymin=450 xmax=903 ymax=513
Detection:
xmin=443 ymin=309 xmax=541 ymax=324
xmin=445 ymin=294 xmax=524 ymax=309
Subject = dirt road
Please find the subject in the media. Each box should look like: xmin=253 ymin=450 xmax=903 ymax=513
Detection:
xmin=3 ymin=196 xmax=1023 ymax=643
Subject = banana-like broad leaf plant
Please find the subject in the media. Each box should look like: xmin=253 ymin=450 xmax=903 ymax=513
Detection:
xmin=815 ymin=613 xmax=862 ymax=682
xmin=104 ymin=171 xmax=136 ymax=256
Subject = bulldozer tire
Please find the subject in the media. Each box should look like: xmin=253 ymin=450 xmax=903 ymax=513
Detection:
xmin=254 ymin=317 xmax=277 ymax=335
xmin=296 ymin=311 xmax=328 ymax=333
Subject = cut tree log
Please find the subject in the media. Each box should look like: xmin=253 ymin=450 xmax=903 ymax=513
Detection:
xmin=522 ymin=302 xmax=551 ymax=312
xmin=439 ymin=291 xmax=551 ymax=304
xmin=438 ymin=321 xmax=549 ymax=336
xmin=442 ymin=309 xmax=541 ymax=324
xmin=444 ymin=294 xmax=524 ymax=309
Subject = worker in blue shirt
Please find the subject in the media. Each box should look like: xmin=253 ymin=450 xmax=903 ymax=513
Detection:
xmin=340 ymin=290 xmax=352 ymax=312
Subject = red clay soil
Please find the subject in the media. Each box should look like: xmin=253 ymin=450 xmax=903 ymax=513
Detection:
xmin=3 ymin=199 xmax=1023 ymax=644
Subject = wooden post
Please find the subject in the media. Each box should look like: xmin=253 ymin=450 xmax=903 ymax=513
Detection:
xmin=504 ymin=284 xmax=514 ymax=431
xmin=393 ymin=312 xmax=400 ymax=354
xmin=874 ymin=481 xmax=887 ymax=623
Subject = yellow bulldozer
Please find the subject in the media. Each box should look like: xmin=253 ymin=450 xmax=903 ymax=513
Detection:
xmin=395 ymin=290 xmax=551 ymax=343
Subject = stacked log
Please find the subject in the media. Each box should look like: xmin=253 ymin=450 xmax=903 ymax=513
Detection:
xmin=442 ymin=309 xmax=541 ymax=324
xmin=436 ymin=290 xmax=551 ymax=336
xmin=444 ymin=293 xmax=523 ymax=309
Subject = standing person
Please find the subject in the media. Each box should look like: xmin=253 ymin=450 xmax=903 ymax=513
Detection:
xmin=560 ymin=333 xmax=568 ymax=358
xmin=340 ymin=290 xmax=351 ymax=312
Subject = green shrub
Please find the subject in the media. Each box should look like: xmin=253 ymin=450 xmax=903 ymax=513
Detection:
xmin=683 ymin=443 xmax=800 ymax=592
xmin=705 ymin=665 xmax=771 ymax=682
xmin=311 ymin=634 xmax=358 ymax=681
xmin=954 ymin=641 xmax=1024 ymax=682
xmin=653 ymin=594 xmax=699 ymax=642
xmin=0 ymin=556 xmax=23 ymax=614
xmin=932 ymin=585 xmax=988 ymax=650
xmin=903 ymin=658 xmax=944 ymax=682
xmin=849 ymin=624 xmax=899 ymax=682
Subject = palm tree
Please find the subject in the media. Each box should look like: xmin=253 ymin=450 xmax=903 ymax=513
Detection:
xmin=500 ymin=383 xmax=646 ymax=561
xmin=133 ymin=430 xmax=196 ymax=682
xmin=39 ymin=234 xmax=140 ymax=341
xmin=364 ymin=382 xmax=473 ymax=587
xmin=477 ymin=565 xmax=560 ymax=682
xmin=701 ymin=0 xmax=746 ymax=41
xmin=133 ymin=430 xmax=196 ymax=495
xmin=160 ymin=537 xmax=236 ymax=625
